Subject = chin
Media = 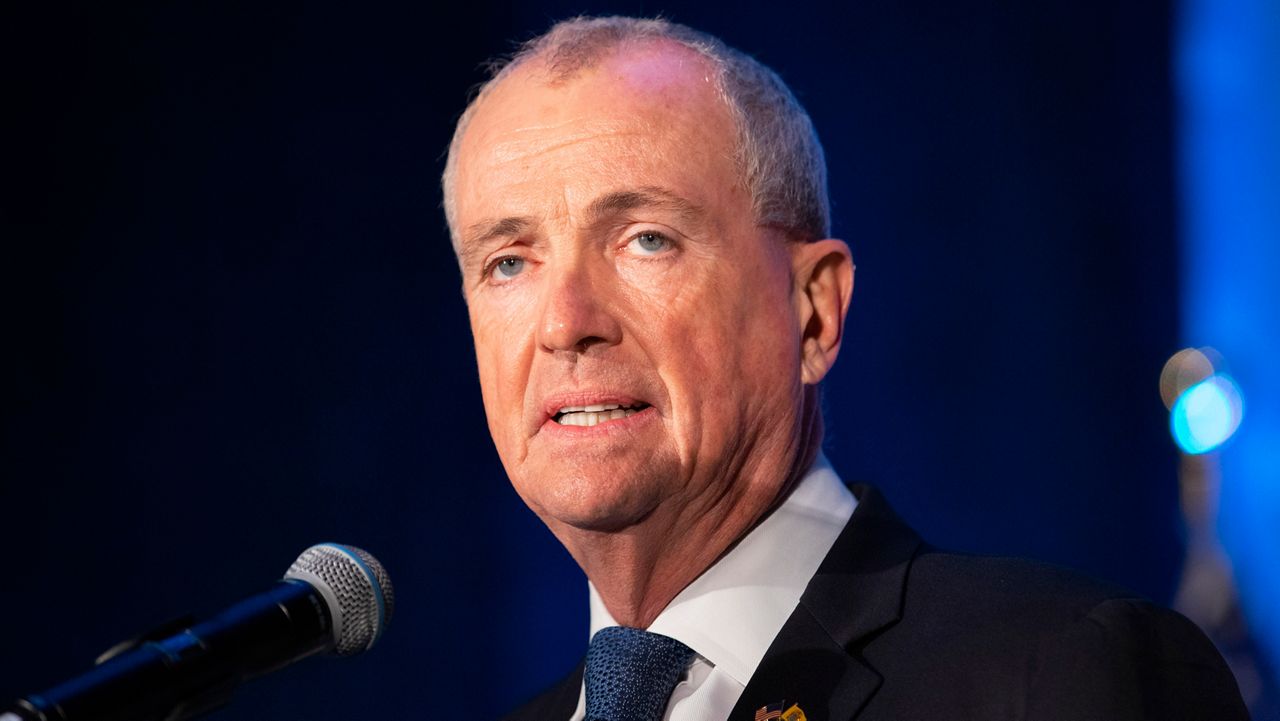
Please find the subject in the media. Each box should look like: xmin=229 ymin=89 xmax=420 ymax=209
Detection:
xmin=518 ymin=463 xmax=669 ymax=534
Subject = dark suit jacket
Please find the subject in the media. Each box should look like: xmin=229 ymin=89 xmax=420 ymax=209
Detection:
xmin=505 ymin=485 xmax=1248 ymax=720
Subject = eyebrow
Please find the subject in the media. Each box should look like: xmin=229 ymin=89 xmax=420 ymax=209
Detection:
xmin=458 ymin=186 xmax=706 ymax=269
xmin=459 ymin=215 xmax=535 ymax=270
xmin=584 ymin=186 xmax=706 ymax=225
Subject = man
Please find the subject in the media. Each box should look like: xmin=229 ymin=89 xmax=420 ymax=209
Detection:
xmin=442 ymin=16 xmax=1247 ymax=721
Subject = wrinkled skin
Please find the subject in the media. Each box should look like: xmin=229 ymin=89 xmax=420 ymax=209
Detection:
xmin=451 ymin=41 xmax=854 ymax=626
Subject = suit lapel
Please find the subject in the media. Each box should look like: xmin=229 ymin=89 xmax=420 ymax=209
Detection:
xmin=727 ymin=604 xmax=881 ymax=721
xmin=728 ymin=485 xmax=922 ymax=721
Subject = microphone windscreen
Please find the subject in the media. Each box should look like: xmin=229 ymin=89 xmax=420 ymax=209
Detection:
xmin=285 ymin=543 xmax=393 ymax=655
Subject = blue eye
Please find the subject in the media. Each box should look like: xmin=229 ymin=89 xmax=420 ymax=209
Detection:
xmin=490 ymin=256 xmax=525 ymax=279
xmin=627 ymin=232 xmax=671 ymax=256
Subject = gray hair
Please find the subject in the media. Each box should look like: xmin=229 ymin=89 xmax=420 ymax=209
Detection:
xmin=441 ymin=16 xmax=830 ymax=247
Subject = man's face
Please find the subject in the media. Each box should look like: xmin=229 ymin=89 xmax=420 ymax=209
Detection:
xmin=451 ymin=44 xmax=810 ymax=536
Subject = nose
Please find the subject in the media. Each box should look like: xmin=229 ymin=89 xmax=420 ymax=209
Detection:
xmin=535 ymin=258 xmax=623 ymax=355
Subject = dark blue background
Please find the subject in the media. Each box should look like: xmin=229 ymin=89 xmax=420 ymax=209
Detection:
xmin=3 ymin=1 xmax=1182 ymax=717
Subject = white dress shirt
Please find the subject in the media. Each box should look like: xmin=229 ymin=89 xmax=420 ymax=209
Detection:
xmin=568 ymin=453 xmax=857 ymax=721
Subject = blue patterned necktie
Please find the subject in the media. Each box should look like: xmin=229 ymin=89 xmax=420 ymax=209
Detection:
xmin=584 ymin=626 xmax=695 ymax=721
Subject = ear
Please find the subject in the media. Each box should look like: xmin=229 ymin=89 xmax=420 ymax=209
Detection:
xmin=790 ymin=238 xmax=855 ymax=385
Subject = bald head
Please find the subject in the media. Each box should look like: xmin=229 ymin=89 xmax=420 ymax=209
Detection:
xmin=441 ymin=16 xmax=830 ymax=251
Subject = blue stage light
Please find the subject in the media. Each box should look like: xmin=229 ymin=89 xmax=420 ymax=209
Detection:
xmin=1170 ymin=374 xmax=1243 ymax=454
xmin=1179 ymin=0 xmax=1280 ymax=688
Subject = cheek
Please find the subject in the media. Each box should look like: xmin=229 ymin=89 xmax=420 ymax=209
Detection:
xmin=469 ymin=299 xmax=537 ymax=428
xmin=630 ymin=258 xmax=800 ymax=427
xmin=697 ymin=265 xmax=800 ymax=409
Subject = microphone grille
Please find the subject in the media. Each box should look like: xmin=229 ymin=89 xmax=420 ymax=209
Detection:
xmin=285 ymin=543 xmax=395 ymax=656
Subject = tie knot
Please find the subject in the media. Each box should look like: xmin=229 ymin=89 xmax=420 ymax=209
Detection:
xmin=584 ymin=626 xmax=695 ymax=721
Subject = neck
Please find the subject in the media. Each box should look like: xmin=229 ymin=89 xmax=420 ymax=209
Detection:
xmin=562 ymin=391 xmax=824 ymax=628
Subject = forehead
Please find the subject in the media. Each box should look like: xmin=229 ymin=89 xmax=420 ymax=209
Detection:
xmin=452 ymin=42 xmax=741 ymax=229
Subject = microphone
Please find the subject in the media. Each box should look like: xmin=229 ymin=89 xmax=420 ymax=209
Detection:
xmin=4 ymin=543 xmax=394 ymax=721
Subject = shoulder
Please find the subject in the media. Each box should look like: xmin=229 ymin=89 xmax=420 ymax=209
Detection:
xmin=812 ymin=486 xmax=1251 ymax=717
xmin=1024 ymin=594 xmax=1247 ymax=719
xmin=836 ymin=487 xmax=1202 ymax=645
xmin=870 ymin=548 xmax=1248 ymax=719
xmin=896 ymin=545 xmax=1229 ymax=666
xmin=905 ymin=546 xmax=1139 ymax=629
xmin=869 ymin=547 xmax=1144 ymax=673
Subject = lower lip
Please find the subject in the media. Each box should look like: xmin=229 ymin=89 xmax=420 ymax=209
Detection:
xmin=538 ymin=406 xmax=659 ymax=438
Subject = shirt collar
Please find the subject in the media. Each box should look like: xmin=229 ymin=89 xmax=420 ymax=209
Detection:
xmin=587 ymin=452 xmax=856 ymax=685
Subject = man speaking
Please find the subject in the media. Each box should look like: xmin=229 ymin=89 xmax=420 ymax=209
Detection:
xmin=441 ymin=15 xmax=1247 ymax=721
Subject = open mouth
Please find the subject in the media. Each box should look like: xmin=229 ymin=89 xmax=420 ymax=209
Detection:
xmin=553 ymin=402 xmax=651 ymax=427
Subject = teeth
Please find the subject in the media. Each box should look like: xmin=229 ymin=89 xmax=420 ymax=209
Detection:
xmin=556 ymin=407 xmax=642 ymax=426
xmin=558 ymin=403 xmax=622 ymax=414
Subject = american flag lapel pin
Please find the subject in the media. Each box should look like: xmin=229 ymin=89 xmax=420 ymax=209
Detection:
xmin=755 ymin=701 xmax=807 ymax=721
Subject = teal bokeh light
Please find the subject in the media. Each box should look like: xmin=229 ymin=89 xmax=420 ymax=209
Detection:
xmin=1170 ymin=375 xmax=1244 ymax=454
